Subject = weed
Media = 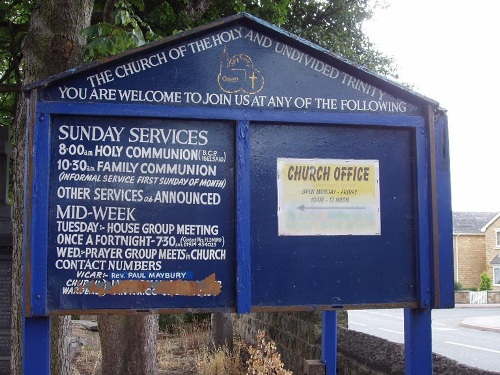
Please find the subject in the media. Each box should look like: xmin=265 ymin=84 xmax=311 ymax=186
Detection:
xmin=246 ymin=330 xmax=293 ymax=375
xmin=195 ymin=344 xmax=244 ymax=375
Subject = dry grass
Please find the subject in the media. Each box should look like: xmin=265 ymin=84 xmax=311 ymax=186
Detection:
xmin=71 ymin=325 xmax=102 ymax=375
xmin=71 ymin=321 xmax=292 ymax=375
xmin=71 ymin=319 xmax=213 ymax=375
xmin=157 ymin=332 xmax=199 ymax=374
xmin=194 ymin=340 xmax=245 ymax=375
xmin=157 ymin=319 xmax=211 ymax=374
xmin=176 ymin=319 xmax=211 ymax=352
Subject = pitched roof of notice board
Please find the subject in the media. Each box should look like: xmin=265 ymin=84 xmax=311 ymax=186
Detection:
xmin=23 ymin=12 xmax=441 ymax=111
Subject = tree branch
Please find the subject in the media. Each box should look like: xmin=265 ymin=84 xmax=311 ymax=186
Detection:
xmin=0 ymin=21 xmax=29 ymax=34
xmin=0 ymin=84 xmax=21 ymax=93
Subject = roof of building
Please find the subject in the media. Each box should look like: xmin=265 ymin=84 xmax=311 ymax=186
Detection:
xmin=453 ymin=211 xmax=498 ymax=234
xmin=491 ymin=255 xmax=500 ymax=265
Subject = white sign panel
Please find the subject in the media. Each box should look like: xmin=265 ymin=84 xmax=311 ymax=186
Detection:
xmin=277 ymin=158 xmax=381 ymax=236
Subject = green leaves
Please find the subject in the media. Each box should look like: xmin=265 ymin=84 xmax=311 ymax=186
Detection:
xmin=82 ymin=0 xmax=160 ymax=62
xmin=479 ymin=271 xmax=493 ymax=291
xmin=82 ymin=0 xmax=396 ymax=79
xmin=282 ymin=0 xmax=398 ymax=79
xmin=0 ymin=0 xmax=34 ymax=127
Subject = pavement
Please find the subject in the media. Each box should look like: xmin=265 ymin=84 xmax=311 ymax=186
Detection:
xmin=460 ymin=316 xmax=500 ymax=333
xmin=455 ymin=304 xmax=500 ymax=333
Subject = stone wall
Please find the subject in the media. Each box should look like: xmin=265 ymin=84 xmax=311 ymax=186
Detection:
xmin=488 ymin=290 xmax=500 ymax=303
xmin=234 ymin=312 xmax=324 ymax=373
xmin=454 ymin=290 xmax=500 ymax=304
xmin=234 ymin=311 xmax=498 ymax=375
xmin=454 ymin=234 xmax=486 ymax=289
xmin=454 ymin=290 xmax=469 ymax=304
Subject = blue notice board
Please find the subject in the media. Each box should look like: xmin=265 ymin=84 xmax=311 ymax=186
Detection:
xmin=251 ymin=124 xmax=417 ymax=307
xmin=23 ymin=13 xmax=453 ymax=315
xmin=46 ymin=116 xmax=235 ymax=311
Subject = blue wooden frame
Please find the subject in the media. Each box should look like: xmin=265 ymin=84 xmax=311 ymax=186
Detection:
xmin=24 ymin=102 xmax=433 ymax=312
xmin=236 ymin=120 xmax=251 ymax=313
xmin=27 ymin=110 xmax=50 ymax=317
xmin=23 ymin=102 xmax=444 ymax=374
xmin=22 ymin=13 xmax=453 ymax=374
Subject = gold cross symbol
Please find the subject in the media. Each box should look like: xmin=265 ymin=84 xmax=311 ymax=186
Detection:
xmin=249 ymin=72 xmax=257 ymax=89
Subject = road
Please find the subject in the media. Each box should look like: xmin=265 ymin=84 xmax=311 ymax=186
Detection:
xmin=347 ymin=308 xmax=500 ymax=373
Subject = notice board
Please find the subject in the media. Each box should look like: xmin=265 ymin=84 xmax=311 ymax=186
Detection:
xmin=24 ymin=13 xmax=453 ymax=315
xmin=47 ymin=116 xmax=235 ymax=311
xmin=251 ymin=124 xmax=416 ymax=307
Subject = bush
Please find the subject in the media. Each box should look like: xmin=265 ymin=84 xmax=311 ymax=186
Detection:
xmin=479 ymin=271 xmax=493 ymax=291
xmin=454 ymin=281 xmax=463 ymax=291
xmin=246 ymin=330 xmax=293 ymax=375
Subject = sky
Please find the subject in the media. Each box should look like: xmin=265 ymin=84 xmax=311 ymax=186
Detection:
xmin=363 ymin=0 xmax=500 ymax=212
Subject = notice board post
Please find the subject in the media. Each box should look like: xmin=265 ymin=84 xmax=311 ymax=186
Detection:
xmin=23 ymin=13 xmax=453 ymax=375
xmin=322 ymin=311 xmax=338 ymax=375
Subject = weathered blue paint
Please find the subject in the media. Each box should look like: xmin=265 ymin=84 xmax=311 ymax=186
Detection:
xmin=25 ymin=108 xmax=50 ymax=316
xmin=29 ymin=16 xmax=427 ymax=118
xmin=22 ymin=12 xmax=454 ymax=374
xmin=250 ymin=123 xmax=418 ymax=307
xmin=32 ymin=101 xmax=426 ymax=127
xmin=322 ymin=311 xmax=337 ymax=375
xmin=23 ymin=317 xmax=50 ymax=375
xmin=433 ymin=114 xmax=454 ymax=308
xmin=23 ymin=93 xmax=51 ymax=375
xmin=236 ymin=120 xmax=251 ymax=313
xmin=404 ymin=308 xmax=432 ymax=374
xmin=23 ymin=13 xmax=453 ymax=314
xmin=415 ymin=124 xmax=433 ymax=308
xmin=45 ymin=116 xmax=236 ymax=311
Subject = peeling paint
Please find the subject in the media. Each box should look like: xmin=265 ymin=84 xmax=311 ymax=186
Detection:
xmin=74 ymin=273 xmax=221 ymax=297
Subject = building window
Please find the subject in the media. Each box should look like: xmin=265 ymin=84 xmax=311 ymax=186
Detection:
xmin=497 ymin=230 xmax=500 ymax=248
xmin=494 ymin=267 xmax=500 ymax=286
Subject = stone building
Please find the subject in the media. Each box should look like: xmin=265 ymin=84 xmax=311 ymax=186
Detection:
xmin=453 ymin=211 xmax=500 ymax=290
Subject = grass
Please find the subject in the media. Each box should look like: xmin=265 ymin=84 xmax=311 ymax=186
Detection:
xmin=71 ymin=319 xmax=292 ymax=375
xmin=71 ymin=325 xmax=102 ymax=375
xmin=195 ymin=344 xmax=245 ymax=375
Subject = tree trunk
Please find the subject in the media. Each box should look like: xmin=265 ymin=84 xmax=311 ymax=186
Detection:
xmin=98 ymin=314 xmax=158 ymax=375
xmin=210 ymin=313 xmax=233 ymax=351
xmin=11 ymin=1 xmax=94 ymax=374
xmin=50 ymin=316 xmax=72 ymax=374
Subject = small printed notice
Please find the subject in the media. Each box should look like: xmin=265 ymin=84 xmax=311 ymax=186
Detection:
xmin=277 ymin=158 xmax=381 ymax=236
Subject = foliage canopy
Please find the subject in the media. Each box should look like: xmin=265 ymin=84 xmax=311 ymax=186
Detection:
xmin=0 ymin=0 xmax=34 ymax=128
xmin=1 ymin=0 xmax=397 ymax=128
xmin=84 ymin=0 xmax=396 ymax=76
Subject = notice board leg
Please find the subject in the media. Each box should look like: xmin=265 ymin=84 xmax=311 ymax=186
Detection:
xmin=321 ymin=311 xmax=337 ymax=375
xmin=24 ymin=316 xmax=50 ymax=375
xmin=404 ymin=308 xmax=432 ymax=374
